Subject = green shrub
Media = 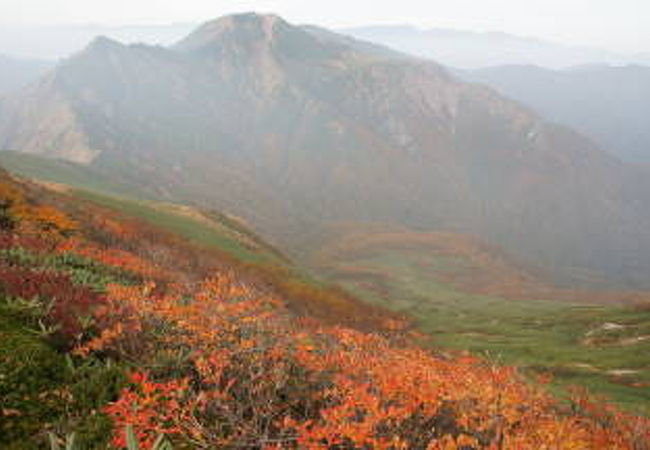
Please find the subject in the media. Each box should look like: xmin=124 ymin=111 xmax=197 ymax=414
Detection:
xmin=48 ymin=426 xmax=174 ymax=450
xmin=0 ymin=314 xmax=69 ymax=447
xmin=0 ymin=301 xmax=127 ymax=449
xmin=0 ymin=247 xmax=137 ymax=291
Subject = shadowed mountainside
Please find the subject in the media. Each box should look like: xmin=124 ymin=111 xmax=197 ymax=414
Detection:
xmin=459 ymin=64 xmax=650 ymax=163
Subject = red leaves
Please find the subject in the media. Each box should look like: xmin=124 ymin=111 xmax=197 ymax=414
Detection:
xmin=0 ymin=181 xmax=76 ymax=237
xmin=99 ymin=275 xmax=650 ymax=448
xmin=2 ymin=173 xmax=647 ymax=448
xmin=0 ymin=265 xmax=107 ymax=347
xmin=104 ymin=372 xmax=190 ymax=449
xmin=57 ymin=238 xmax=169 ymax=281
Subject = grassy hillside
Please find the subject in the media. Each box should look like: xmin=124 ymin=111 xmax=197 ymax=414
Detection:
xmin=312 ymin=229 xmax=650 ymax=413
xmin=74 ymin=190 xmax=286 ymax=265
xmin=0 ymin=151 xmax=148 ymax=199
xmin=1 ymin=164 xmax=649 ymax=448
xmin=0 ymin=151 xmax=288 ymax=265
xmin=3 ymin=152 xmax=650 ymax=415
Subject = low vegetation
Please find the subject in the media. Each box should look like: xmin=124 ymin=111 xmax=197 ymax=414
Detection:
xmin=316 ymin=238 xmax=650 ymax=412
xmin=1 ymin=168 xmax=649 ymax=449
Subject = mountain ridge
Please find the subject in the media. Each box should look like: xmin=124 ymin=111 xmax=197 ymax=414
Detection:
xmin=2 ymin=13 xmax=650 ymax=289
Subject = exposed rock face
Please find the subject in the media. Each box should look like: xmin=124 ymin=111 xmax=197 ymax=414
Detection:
xmin=2 ymin=13 xmax=650 ymax=288
xmin=0 ymin=74 xmax=99 ymax=164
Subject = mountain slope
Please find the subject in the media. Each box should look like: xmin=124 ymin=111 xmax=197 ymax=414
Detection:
xmin=5 ymin=150 xmax=650 ymax=409
xmin=460 ymin=64 xmax=650 ymax=162
xmin=0 ymin=166 xmax=648 ymax=450
xmin=2 ymin=13 xmax=650 ymax=288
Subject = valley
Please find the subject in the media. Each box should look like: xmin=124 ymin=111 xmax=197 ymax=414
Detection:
xmin=317 ymin=238 xmax=650 ymax=412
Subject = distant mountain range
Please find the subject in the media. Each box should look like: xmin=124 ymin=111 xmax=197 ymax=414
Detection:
xmin=2 ymin=21 xmax=648 ymax=70
xmin=460 ymin=64 xmax=650 ymax=162
xmin=2 ymin=13 xmax=650 ymax=288
xmin=342 ymin=25 xmax=647 ymax=69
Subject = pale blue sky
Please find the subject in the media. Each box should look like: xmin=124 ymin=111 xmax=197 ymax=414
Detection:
xmin=0 ymin=0 xmax=648 ymax=53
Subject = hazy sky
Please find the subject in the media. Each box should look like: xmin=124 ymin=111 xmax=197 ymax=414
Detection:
xmin=0 ymin=0 xmax=648 ymax=53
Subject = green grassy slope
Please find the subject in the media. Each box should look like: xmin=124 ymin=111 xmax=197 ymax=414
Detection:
xmin=74 ymin=190 xmax=287 ymax=265
xmin=331 ymin=248 xmax=650 ymax=413
xmin=0 ymin=154 xmax=395 ymax=331
xmin=0 ymin=151 xmax=287 ymax=265
xmin=4 ymin=151 xmax=648 ymax=413
xmin=0 ymin=151 xmax=149 ymax=199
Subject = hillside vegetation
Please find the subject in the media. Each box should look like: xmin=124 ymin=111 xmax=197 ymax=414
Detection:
xmin=309 ymin=226 xmax=650 ymax=411
xmin=1 ymin=168 xmax=649 ymax=449
xmin=4 ymin=151 xmax=650 ymax=414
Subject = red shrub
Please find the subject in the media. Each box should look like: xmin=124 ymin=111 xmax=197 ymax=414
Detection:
xmin=0 ymin=265 xmax=108 ymax=347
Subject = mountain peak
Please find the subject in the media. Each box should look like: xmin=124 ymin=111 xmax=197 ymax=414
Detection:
xmin=230 ymin=12 xmax=283 ymax=26
xmin=174 ymin=12 xmax=291 ymax=54
xmin=173 ymin=12 xmax=349 ymax=66
xmin=71 ymin=35 xmax=126 ymax=61
xmin=87 ymin=35 xmax=123 ymax=51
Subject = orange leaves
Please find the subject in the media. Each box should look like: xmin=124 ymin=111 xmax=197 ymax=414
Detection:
xmin=0 ymin=180 xmax=76 ymax=237
xmin=57 ymin=238 xmax=169 ymax=280
xmin=87 ymin=265 xmax=650 ymax=449
xmin=18 ymin=204 xmax=77 ymax=234
xmin=48 ymin=243 xmax=650 ymax=449
xmin=104 ymin=372 xmax=190 ymax=449
xmin=8 ymin=169 xmax=649 ymax=448
xmin=0 ymin=181 xmax=24 ymax=206
xmin=6 ymin=175 xmax=638 ymax=449
xmin=272 ymin=322 xmax=650 ymax=449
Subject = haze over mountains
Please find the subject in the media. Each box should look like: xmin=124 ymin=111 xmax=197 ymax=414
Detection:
xmin=2 ymin=13 xmax=650 ymax=289
xmin=342 ymin=25 xmax=650 ymax=69
xmin=2 ymin=20 xmax=648 ymax=69
xmin=0 ymin=54 xmax=53 ymax=96
xmin=0 ymin=23 xmax=195 ymax=60
xmin=459 ymin=64 xmax=650 ymax=163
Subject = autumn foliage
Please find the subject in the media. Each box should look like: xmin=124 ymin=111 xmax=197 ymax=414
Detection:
xmin=0 ymin=170 xmax=649 ymax=449
xmin=94 ymin=278 xmax=650 ymax=449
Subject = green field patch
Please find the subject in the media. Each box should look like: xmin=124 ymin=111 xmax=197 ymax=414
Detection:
xmin=0 ymin=151 xmax=146 ymax=198
xmin=329 ymin=248 xmax=650 ymax=413
xmin=74 ymin=190 xmax=282 ymax=265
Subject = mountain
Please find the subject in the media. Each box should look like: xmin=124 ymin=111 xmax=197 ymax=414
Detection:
xmin=460 ymin=64 xmax=650 ymax=162
xmin=341 ymin=25 xmax=637 ymax=69
xmin=0 ymin=54 xmax=53 ymax=96
xmin=0 ymin=21 xmax=646 ymax=69
xmin=2 ymin=13 xmax=650 ymax=289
